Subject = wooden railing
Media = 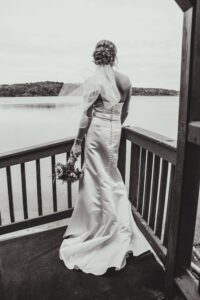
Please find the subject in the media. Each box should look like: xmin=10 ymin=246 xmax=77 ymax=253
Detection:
xmin=0 ymin=125 xmax=176 ymax=265
xmin=118 ymin=126 xmax=176 ymax=265
xmin=120 ymin=127 xmax=199 ymax=298
xmin=0 ymin=137 xmax=85 ymax=234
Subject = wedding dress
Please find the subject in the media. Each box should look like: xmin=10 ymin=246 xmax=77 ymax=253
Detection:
xmin=59 ymin=65 xmax=152 ymax=275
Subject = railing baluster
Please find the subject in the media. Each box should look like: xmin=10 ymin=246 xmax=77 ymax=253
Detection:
xmin=143 ymin=151 xmax=153 ymax=222
xmin=118 ymin=128 xmax=126 ymax=182
xmin=137 ymin=148 xmax=146 ymax=214
xmin=6 ymin=166 xmax=15 ymax=223
xmin=129 ymin=143 xmax=140 ymax=207
xmin=66 ymin=152 xmax=72 ymax=208
xmin=21 ymin=163 xmax=28 ymax=219
xmin=149 ymin=155 xmax=160 ymax=230
xmin=163 ymin=164 xmax=175 ymax=247
xmin=51 ymin=155 xmax=57 ymax=212
xmin=81 ymin=150 xmax=84 ymax=167
xmin=81 ymin=140 xmax=85 ymax=167
xmin=155 ymin=159 xmax=168 ymax=238
xmin=36 ymin=159 xmax=43 ymax=216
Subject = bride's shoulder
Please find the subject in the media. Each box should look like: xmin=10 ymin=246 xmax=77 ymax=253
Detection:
xmin=114 ymin=70 xmax=132 ymax=90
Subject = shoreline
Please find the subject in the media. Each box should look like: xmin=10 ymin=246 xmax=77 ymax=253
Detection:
xmin=0 ymin=81 xmax=179 ymax=97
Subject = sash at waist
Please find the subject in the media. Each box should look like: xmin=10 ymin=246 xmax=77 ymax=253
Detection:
xmin=93 ymin=111 xmax=121 ymax=121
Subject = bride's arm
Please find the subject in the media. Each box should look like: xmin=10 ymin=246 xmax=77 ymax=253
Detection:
xmin=69 ymin=105 xmax=94 ymax=160
xmin=74 ymin=105 xmax=93 ymax=143
xmin=121 ymin=84 xmax=132 ymax=124
xmin=69 ymin=90 xmax=99 ymax=161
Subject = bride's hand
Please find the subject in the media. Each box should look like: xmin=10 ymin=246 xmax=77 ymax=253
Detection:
xmin=70 ymin=139 xmax=82 ymax=160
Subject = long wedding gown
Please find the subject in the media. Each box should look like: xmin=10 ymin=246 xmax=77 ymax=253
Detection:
xmin=59 ymin=87 xmax=152 ymax=275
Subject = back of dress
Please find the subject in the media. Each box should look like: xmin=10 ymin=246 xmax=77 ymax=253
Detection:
xmin=92 ymin=95 xmax=123 ymax=121
xmin=81 ymin=65 xmax=121 ymax=113
xmin=59 ymin=64 xmax=151 ymax=276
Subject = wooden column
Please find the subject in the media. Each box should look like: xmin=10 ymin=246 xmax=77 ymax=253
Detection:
xmin=165 ymin=1 xmax=200 ymax=299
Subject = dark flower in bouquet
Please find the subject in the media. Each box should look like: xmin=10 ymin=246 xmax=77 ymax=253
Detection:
xmin=53 ymin=156 xmax=83 ymax=183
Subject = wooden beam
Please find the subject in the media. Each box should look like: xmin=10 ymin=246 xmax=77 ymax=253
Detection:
xmin=0 ymin=137 xmax=74 ymax=168
xmin=165 ymin=6 xmax=193 ymax=299
xmin=0 ymin=209 xmax=73 ymax=235
xmin=125 ymin=127 xmax=176 ymax=165
xmin=175 ymin=0 xmax=200 ymax=270
xmin=175 ymin=0 xmax=194 ymax=12
xmin=165 ymin=2 xmax=200 ymax=298
xmin=176 ymin=144 xmax=200 ymax=267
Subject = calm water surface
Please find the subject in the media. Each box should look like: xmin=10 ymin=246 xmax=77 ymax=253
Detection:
xmin=0 ymin=95 xmax=179 ymax=153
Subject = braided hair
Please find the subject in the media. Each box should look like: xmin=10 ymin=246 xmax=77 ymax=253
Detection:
xmin=93 ymin=40 xmax=117 ymax=66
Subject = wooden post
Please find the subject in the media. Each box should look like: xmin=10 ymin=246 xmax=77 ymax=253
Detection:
xmin=165 ymin=1 xmax=200 ymax=299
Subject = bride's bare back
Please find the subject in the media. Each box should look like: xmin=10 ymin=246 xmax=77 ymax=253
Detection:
xmin=114 ymin=70 xmax=132 ymax=102
xmin=114 ymin=70 xmax=132 ymax=123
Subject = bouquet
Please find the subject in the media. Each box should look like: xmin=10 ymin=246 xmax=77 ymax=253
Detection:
xmin=53 ymin=155 xmax=83 ymax=183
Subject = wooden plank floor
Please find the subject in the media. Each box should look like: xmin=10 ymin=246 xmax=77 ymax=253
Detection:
xmin=0 ymin=226 xmax=167 ymax=300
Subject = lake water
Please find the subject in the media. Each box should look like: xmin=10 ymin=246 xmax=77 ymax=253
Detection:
xmin=0 ymin=95 xmax=179 ymax=154
xmin=0 ymin=95 xmax=199 ymax=242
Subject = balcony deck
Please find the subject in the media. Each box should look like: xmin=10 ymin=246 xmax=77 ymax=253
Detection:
xmin=0 ymin=126 xmax=195 ymax=299
xmin=0 ymin=226 xmax=166 ymax=300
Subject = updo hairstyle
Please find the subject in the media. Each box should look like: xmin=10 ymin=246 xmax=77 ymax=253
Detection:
xmin=92 ymin=40 xmax=117 ymax=66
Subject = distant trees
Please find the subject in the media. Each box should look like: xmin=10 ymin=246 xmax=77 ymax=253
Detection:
xmin=0 ymin=81 xmax=179 ymax=97
xmin=132 ymin=87 xmax=179 ymax=96
xmin=0 ymin=81 xmax=63 ymax=97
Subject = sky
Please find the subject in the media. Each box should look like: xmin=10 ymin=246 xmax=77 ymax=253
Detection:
xmin=0 ymin=0 xmax=183 ymax=89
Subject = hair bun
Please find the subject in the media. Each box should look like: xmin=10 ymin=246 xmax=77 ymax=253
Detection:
xmin=93 ymin=40 xmax=117 ymax=66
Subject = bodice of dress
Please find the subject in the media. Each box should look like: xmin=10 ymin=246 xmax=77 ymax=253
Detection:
xmin=92 ymin=97 xmax=123 ymax=121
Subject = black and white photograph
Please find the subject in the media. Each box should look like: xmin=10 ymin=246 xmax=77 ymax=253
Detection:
xmin=0 ymin=0 xmax=200 ymax=299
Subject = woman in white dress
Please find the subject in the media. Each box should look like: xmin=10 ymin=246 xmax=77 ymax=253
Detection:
xmin=59 ymin=40 xmax=151 ymax=275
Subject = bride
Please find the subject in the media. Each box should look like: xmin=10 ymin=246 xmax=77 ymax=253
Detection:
xmin=59 ymin=40 xmax=151 ymax=275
